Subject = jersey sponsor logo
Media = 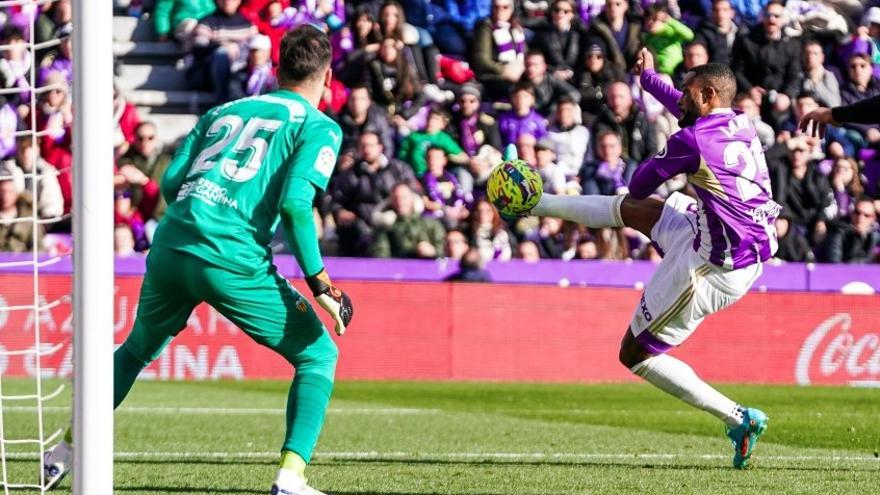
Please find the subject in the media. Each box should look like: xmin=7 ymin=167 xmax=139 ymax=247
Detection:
xmin=315 ymin=146 xmax=336 ymax=178
xmin=640 ymin=294 xmax=653 ymax=322
xmin=178 ymin=177 xmax=239 ymax=210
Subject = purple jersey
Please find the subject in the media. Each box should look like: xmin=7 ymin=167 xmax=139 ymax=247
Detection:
xmin=632 ymin=70 xmax=781 ymax=269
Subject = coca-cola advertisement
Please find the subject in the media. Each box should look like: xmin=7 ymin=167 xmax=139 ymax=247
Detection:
xmin=0 ymin=273 xmax=878 ymax=385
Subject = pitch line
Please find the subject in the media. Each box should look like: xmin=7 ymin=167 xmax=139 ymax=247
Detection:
xmin=1 ymin=406 xmax=439 ymax=415
xmin=3 ymin=451 xmax=877 ymax=463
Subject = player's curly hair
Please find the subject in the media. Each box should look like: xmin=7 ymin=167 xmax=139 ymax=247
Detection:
xmin=278 ymin=25 xmax=332 ymax=86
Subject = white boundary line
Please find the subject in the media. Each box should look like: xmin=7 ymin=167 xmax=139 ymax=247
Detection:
xmin=1 ymin=406 xmax=439 ymax=415
xmin=1 ymin=451 xmax=877 ymax=463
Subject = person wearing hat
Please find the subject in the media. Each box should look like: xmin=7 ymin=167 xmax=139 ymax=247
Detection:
xmin=38 ymin=23 xmax=72 ymax=87
xmin=534 ymin=137 xmax=568 ymax=195
xmin=451 ymin=83 xmax=502 ymax=156
xmin=575 ymin=41 xmax=625 ymax=124
xmin=228 ymin=33 xmax=277 ymax=100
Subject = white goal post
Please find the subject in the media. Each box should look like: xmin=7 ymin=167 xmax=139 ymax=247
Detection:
xmin=71 ymin=0 xmax=114 ymax=493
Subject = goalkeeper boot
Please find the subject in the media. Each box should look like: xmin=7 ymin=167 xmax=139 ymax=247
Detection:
xmin=43 ymin=440 xmax=72 ymax=490
xmin=725 ymin=407 xmax=769 ymax=469
xmin=270 ymin=468 xmax=326 ymax=495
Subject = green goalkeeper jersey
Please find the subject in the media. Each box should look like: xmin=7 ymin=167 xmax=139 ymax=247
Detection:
xmin=151 ymin=89 xmax=342 ymax=275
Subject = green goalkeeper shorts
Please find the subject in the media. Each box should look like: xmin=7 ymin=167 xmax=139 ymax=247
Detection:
xmin=122 ymin=246 xmax=337 ymax=378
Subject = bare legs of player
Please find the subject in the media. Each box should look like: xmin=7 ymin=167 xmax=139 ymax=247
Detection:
xmin=531 ymin=193 xmax=745 ymax=428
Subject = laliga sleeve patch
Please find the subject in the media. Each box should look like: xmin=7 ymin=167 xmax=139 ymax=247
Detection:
xmin=315 ymin=146 xmax=337 ymax=178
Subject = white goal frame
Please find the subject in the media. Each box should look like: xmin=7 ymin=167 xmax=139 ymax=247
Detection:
xmin=71 ymin=0 xmax=114 ymax=493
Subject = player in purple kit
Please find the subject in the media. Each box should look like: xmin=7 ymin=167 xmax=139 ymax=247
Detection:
xmin=520 ymin=49 xmax=779 ymax=468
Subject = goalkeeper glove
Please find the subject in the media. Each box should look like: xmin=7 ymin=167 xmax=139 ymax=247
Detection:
xmin=305 ymin=269 xmax=353 ymax=336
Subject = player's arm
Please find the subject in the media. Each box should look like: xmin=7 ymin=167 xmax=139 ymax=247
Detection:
xmin=161 ymin=114 xmax=208 ymax=204
xmin=635 ymin=48 xmax=683 ymax=119
xmin=280 ymin=119 xmax=353 ymax=335
xmin=628 ymin=128 xmax=699 ymax=199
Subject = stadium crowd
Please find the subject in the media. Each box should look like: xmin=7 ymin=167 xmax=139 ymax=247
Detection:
xmin=0 ymin=0 xmax=878 ymax=265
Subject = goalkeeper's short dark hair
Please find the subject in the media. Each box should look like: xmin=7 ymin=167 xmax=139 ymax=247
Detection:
xmin=278 ymin=25 xmax=332 ymax=85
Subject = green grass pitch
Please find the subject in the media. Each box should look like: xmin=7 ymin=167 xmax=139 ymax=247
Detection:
xmin=1 ymin=379 xmax=878 ymax=494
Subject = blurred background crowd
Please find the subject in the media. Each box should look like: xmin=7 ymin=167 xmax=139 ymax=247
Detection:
xmin=0 ymin=0 xmax=878 ymax=266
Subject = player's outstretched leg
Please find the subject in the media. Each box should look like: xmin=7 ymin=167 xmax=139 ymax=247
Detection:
xmin=620 ymin=331 xmax=768 ymax=468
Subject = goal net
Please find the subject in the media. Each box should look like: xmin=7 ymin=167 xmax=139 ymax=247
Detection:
xmin=0 ymin=0 xmax=113 ymax=493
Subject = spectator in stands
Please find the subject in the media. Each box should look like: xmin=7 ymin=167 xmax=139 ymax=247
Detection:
xmin=468 ymin=197 xmax=512 ymax=262
xmin=444 ymin=247 xmax=492 ymax=282
xmin=498 ymin=82 xmax=548 ymax=145
xmin=839 ymin=52 xmax=880 ymax=149
xmin=694 ymin=0 xmax=739 ymax=66
xmin=828 ymin=157 xmax=863 ymax=221
xmin=152 ymin=0 xmax=216 ymax=49
xmin=114 ymin=85 xmax=143 ymax=153
xmin=586 ymin=0 xmax=642 ymax=71
xmin=329 ymin=131 xmax=419 ymax=256
xmin=732 ymin=1 xmax=801 ymax=129
xmin=380 ymin=0 xmax=437 ymax=83
xmin=672 ymin=40 xmax=709 ymax=88
xmin=593 ymin=81 xmax=656 ymax=164
xmin=642 ymin=2 xmax=694 ymax=76
xmin=515 ymin=132 xmax=538 ymax=167
xmin=0 ymin=93 xmax=15 ymax=160
xmin=337 ymin=85 xmax=394 ymax=156
xmin=522 ymin=50 xmax=580 ymax=117
xmin=366 ymin=37 xmax=427 ymax=120
xmin=118 ymin=122 xmax=171 ymax=221
xmin=422 ymin=146 xmax=470 ymax=228
xmin=547 ymin=96 xmax=589 ymax=179
xmin=472 ymin=0 xmax=526 ymax=100
xmin=773 ymin=214 xmax=814 ymax=262
xmin=370 ymin=182 xmax=446 ymax=258
xmin=432 ymin=0 xmax=489 ymax=57
xmin=0 ymin=26 xmax=31 ymax=111
xmin=113 ymin=189 xmax=149 ymax=252
xmin=334 ymin=5 xmax=383 ymax=86
xmin=575 ymin=237 xmax=599 ymax=259
xmin=580 ymin=130 xmax=636 ymax=195
xmin=451 ymin=83 xmax=502 ymax=156
xmin=0 ymin=177 xmax=43 ymax=252
xmin=533 ymin=0 xmax=585 ymax=82
xmin=38 ymin=23 xmax=72 ymax=86
xmin=114 ymin=223 xmax=138 ymax=257
xmin=516 ymin=239 xmax=541 ymax=262
xmin=11 ymin=136 xmax=64 ymax=220
xmin=821 ymin=197 xmax=880 ymax=263
xmin=444 ymin=229 xmax=470 ymax=261
xmin=534 ymin=138 xmax=568 ymax=194
xmin=800 ymin=39 xmax=842 ymax=108
xmin=774 ymin=137 xmax=834 ymax=241
xmin=734 ymin=92 xmax=775 ymax=147
xmin=188 ymin=0 xmax=258 ymax=103
xmin=228 ymin=34 xmax=277 ymax=99
xmin=37 ymin=71 xmax=72 ymax=174
xmin=529 ymin=215 xmax=565 ymax=259
xmin=575 ymin=42 xmax=626 ymax=123
xmin=398 ymin=106 xmax=469 ymax=177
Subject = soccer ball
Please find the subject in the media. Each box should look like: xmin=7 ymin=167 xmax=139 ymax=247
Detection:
xmin=487 ymin=159 xmax=543 ymax=219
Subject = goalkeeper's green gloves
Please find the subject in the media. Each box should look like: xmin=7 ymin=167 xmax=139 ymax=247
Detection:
xmin=305 ymin=269 xmax=353 ymax=336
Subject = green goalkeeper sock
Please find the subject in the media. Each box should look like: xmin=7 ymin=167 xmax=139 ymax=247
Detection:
xmin=282 ymin=373 xmax=334 ymax=464
xmin=279 ymin=450 xmax=307 ymax=477
xmin=114 ymin=344 xmax=148 ymax=408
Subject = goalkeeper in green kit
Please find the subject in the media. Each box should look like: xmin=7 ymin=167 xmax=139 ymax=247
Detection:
xmin=43 ymin=26 xmax=353 ymax=495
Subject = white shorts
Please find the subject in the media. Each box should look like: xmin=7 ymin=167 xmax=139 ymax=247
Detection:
xmin=629 ymin=193 xmax=762 ymax=353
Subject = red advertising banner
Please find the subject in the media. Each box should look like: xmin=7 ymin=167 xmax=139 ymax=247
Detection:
xmin=0 ymin=274 xmax=878 ymax=386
